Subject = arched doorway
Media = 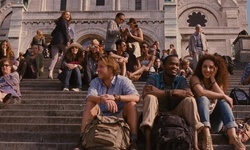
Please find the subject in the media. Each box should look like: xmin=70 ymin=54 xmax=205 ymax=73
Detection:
xmin=77 ymin=34 xmax=105 ymax=50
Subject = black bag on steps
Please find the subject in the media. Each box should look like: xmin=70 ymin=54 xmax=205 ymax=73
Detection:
xmin=150 ymin=113 xmax=194 ymax=150
xmin=229 ymin=87 xmax=250 ymax=105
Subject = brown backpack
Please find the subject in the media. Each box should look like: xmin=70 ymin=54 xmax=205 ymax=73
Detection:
xmin=236 ymin=118 xmax=250 ymax=143
xmin=82 ymin=115 xmax=130 ymax=150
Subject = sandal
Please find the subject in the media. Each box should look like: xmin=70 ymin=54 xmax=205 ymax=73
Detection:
xmin=229 ymin=136 xmax=246 ymax=150
xmin=202 ymin=135 xmax=213 ymax=150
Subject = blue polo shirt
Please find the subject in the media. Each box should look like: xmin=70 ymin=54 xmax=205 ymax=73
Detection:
xmin=87 ymin=75 xmax=139 ymax=116
xmin=146 ymin=72 xmax=189 ymax=111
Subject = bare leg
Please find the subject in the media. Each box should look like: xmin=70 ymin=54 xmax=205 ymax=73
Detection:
xmin=194 ymin=131 xmax=199 ymax=150
xmin=80 ymin=101 xmax=99 ymax=133
xmin=128 ymin=65 xmax=147 ymax=78
xmin=123 ymin=102 xmax=138 ymax=135
xmin=202 ymin=127 xmax=213 ymax=150
xmin=48 ymin=45 xmax=60 ymax=79
xmin=144 ymin=126 xmax=151 ymax=150
xmin=120 ymin=62 xmax=127 ymax=76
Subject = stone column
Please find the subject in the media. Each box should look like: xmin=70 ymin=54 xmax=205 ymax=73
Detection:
xmin=82 ymin=0 xmax=88 ymax=11
xmin=115 ymin=0 xmax=120 ymax=11
xmin=41 ymin=0 xmax=47 ymax=11
xmin=163 ymin=1 xmax=180 ymax=55
xmin=8 ymin=3 xmax=26 ymax=56
xmin=79 ymin=0 xmax=83 ymax=11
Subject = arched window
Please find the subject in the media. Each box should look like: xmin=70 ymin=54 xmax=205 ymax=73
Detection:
xmin=187 ymin=12 xmax=207 ymax=27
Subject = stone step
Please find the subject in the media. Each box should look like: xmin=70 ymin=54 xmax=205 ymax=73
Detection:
xmin=0 ymin=142 xmax=75 ymax=150
xmin=20 ymin=94 xmax=86 ymax=99
xmin=0 ymin=109 xmax=83 ymax=116
xmin=0 ymin=116 xmax=82 ymax=124
xmin=3 ymin=104 xmax=84 ymax=110
xmin=0 ymin=132 xmax=79 ymax=143
xmin=0 ymin=106 xmax=249 ymax=121
xmin=0 ymin=133 xmax=248 ymax=150
xmin=0 ymin=123 xmax=80 ymax=133
xmin=22 ymin=99 xmax=84 ymax=104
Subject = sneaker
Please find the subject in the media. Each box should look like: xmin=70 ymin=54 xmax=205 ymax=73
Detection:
xmin=63 ymin=88 xmax=69 ymax=91
xmin=71 ymin=88 xmax=80 ymax=92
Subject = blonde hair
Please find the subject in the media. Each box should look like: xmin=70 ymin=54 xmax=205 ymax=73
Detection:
xmin=34 ymin=30 xmax=44 ymax=41
xmin=100 ymin=56 xmax=121 ymax=76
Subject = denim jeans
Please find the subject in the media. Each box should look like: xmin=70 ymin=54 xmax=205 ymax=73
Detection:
xmin=62 ymin=67 xmax=82 ymax=89
xmin=196 ymin=96 xmax=237 ymax=133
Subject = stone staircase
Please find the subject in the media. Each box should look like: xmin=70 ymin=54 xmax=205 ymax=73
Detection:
xmin=0 ymin=59 xmax=249 ymax=150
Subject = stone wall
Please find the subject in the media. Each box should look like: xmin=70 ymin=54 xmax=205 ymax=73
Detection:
xmin=234 ymin=35 xmax=250 ymax=62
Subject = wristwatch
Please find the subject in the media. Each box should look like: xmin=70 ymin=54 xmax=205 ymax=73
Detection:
xmin=113 ymin=94 xmax=120 ymax=102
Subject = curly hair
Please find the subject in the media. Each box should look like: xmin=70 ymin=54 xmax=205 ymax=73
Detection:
xmin=100 ymin=56 xmax=121 ymax=76
xmin=0 ymin=40 xmax=15 ymax=60
xmin=194 ymin=54 xmax=229 ymax=92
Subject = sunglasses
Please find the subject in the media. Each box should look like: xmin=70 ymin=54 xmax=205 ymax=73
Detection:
xmin=141 ymin=45 xmax=148 ymax=48
xmin=2 ymin=64 xmax=10 ymax=67
xmin=119 ymin=18 xmax=124 ymax=22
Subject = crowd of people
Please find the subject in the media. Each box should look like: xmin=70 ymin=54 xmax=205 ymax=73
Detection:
xmin=0 ymin=11 xmax=247 ymax=150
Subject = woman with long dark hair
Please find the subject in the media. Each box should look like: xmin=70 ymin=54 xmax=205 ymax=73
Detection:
xmin=60 ymin=42 xmax=83 ymax=92
xmin=0 ymin=40 xmax=17 ymax=69
xmin=125 ymin=18 xmax=143 ymax=58
xmin=48 ymin=11 xmax=72 ymax=79
xmin=190 ymin=54 xmax=245 ymax=150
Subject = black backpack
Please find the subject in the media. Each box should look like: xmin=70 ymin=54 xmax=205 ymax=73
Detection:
xmin=230 ymin=87 xmax=250 ymax=105
xmin=150 ymin=113 xmax=194 ymax=150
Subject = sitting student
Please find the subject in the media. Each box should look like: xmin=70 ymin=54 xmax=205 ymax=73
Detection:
xmin=83 ymin=39 xmax=101 ymax=86
xmin=161 ymin=49 xmax=170 ymax=61
xmin=17 ymin=44 xmax=44 ymax=80
xmin=60 ymin=42 xmax=84 ymax=92
xmin=126 ymin=43 xmax=137 ymax=73
xmin=0 ymin=58 xmax=21 ymax=106
xmin=115 ymin=39 xmax=129 ymax=76
xmin=190 ymin=54 xmax=245 ymax=150
xmin=16 ymin=52 xmax=25 ymax=68
xmin=150 ymin=58 xmax=163 ymax=74
xmin=140 ymin=54 xmax=204 ymax=150
xmin=74 ymin=56 xmax=140 ymax=150
xmin=0 ymin=40 xmax=18 ymax=70
xmin=127 ymin=42 xmax=155 ymax=81
xmin=179 ymin=58 xmax=194 ymax=80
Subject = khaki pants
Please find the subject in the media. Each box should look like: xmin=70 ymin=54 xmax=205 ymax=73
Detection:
xmin=140 ymin=94 xmax=204 ymax=131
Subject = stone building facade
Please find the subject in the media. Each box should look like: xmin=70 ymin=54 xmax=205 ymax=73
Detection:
xmin=0 ymin=0 xmax=248 ymax=58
